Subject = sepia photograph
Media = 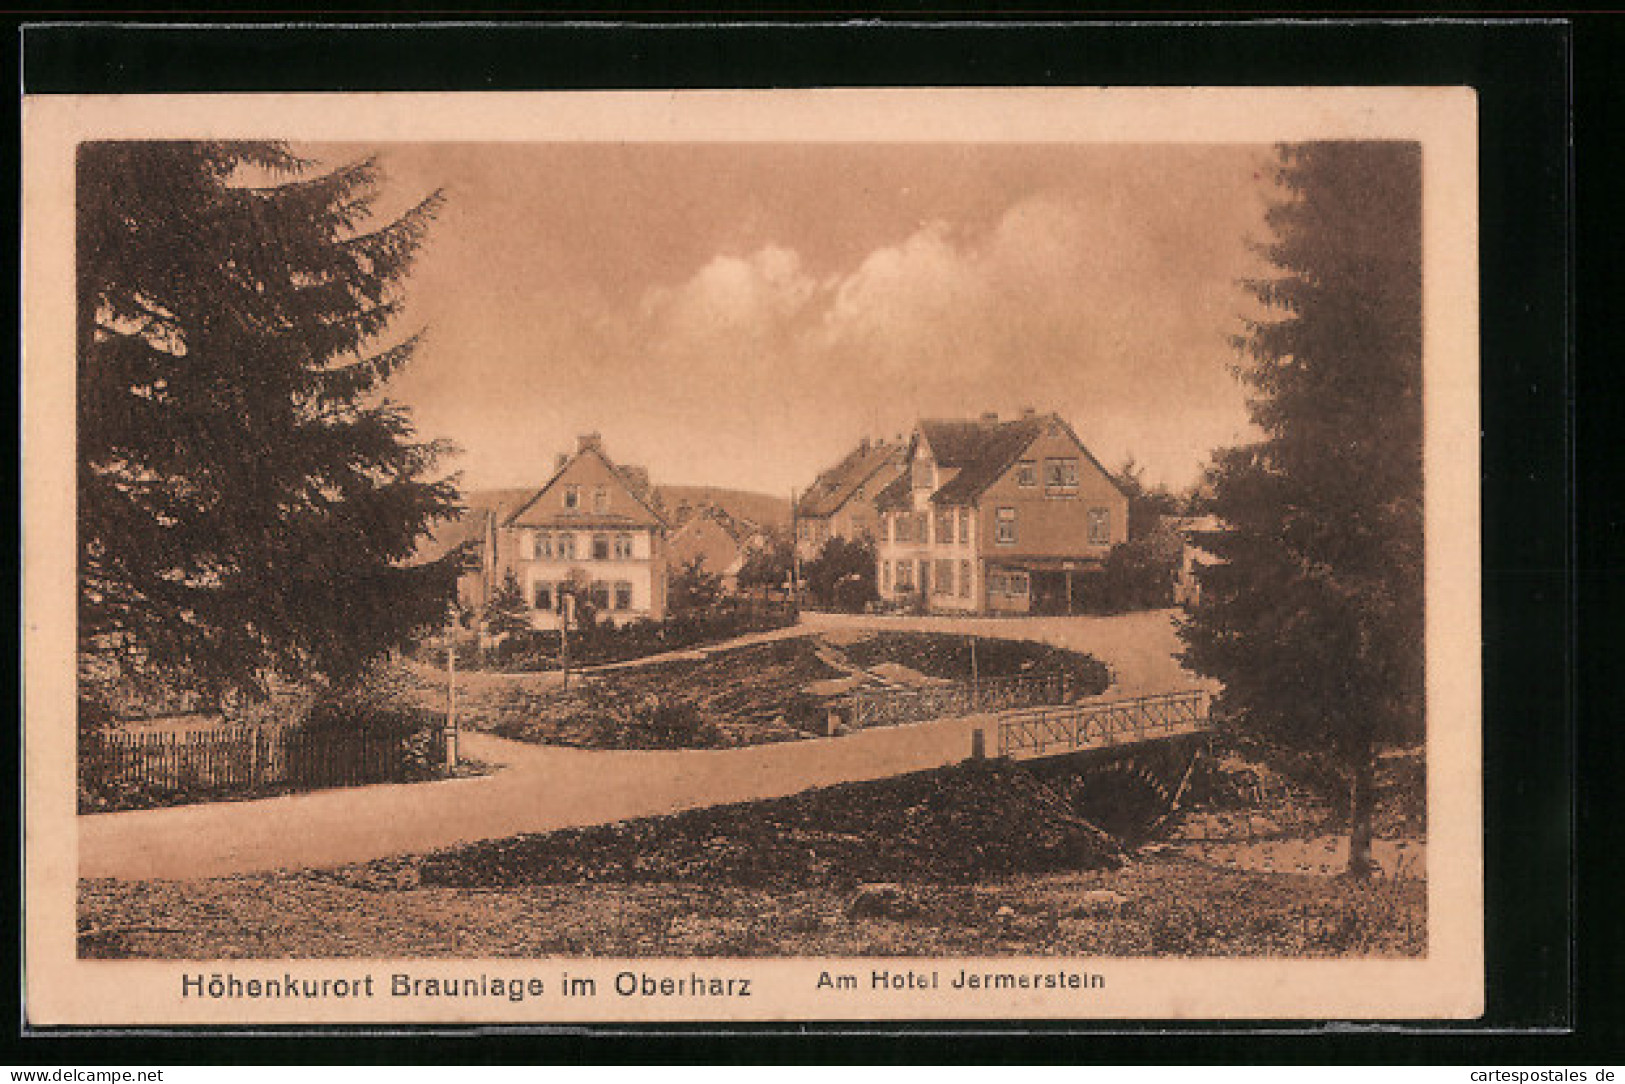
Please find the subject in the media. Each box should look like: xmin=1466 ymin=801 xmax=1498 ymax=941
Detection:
xmin=23 ymin=88 xmax=1482 ymax=1024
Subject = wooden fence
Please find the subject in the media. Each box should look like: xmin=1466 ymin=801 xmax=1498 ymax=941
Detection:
xmin=997 ymin=689 xmax=1211 ymax=759
xmin=845 ymin=671 xmax=1072 ymax=730
xmin=81 ymin=724 xmax=441 ymax=800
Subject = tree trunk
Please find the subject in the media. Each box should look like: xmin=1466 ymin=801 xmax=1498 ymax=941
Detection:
xmin=1346 ymin=745 xmax=1378 ymax=879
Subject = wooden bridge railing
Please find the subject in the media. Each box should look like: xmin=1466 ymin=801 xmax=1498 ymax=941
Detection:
xmin=846 ymin=671 xmax=1071 ymax=730
xmin=996 ymin=689 xmax=1211 ymax=759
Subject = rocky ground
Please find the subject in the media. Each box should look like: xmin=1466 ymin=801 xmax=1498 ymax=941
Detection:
xmin=79 ymin=749 xmax=1426 ymax=960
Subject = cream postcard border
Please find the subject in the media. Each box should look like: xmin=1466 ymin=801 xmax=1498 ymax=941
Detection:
xmin=22 ymin=87 xmax=1482 ymax=1025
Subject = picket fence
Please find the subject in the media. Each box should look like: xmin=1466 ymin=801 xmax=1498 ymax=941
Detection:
xmin=81 ymin=724 xmax=438 ymax=797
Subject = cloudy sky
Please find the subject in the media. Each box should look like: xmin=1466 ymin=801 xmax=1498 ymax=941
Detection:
xmin=337 ymin=142 xmax=1278 ymax=498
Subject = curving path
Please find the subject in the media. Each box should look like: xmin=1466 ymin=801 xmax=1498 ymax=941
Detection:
xmin=79 ymin=609 xmax=1210 ymax=882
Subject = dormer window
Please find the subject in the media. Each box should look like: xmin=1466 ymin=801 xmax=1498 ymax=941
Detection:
xmin=912 ymin=457 xmax=936 ymax=491
xmin=563 ymin=485 xmax=581 ymax=510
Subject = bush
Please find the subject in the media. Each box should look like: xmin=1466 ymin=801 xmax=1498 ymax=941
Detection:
xmin=485 ymin=600 xmax=797 ymax=672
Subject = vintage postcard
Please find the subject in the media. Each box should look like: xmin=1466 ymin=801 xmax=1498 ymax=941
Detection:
xmin=24 ymin=87 xmax=1482 ymax=1026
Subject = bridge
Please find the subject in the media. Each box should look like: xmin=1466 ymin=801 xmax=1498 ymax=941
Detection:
xmin=990 ymin=689 xmax=1215 ymax=840
xmin=994 ymin=688 xmax=1212 ymax=760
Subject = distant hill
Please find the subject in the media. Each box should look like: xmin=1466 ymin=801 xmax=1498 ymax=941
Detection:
xmin=654 ymin=485 xmax=791 ymax=532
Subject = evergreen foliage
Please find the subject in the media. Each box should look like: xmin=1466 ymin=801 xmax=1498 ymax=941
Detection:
xmin=482 ymin=571 xmax=533 ymax=643
xmin=1178 ymin=142 xmax=1424 ymax=877
xmin=77 ymin=141 xmax=462 ymax=705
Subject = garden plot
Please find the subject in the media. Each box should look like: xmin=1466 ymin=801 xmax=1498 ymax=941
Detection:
xmin=399 ymin=630 xmax=1111 ymax=751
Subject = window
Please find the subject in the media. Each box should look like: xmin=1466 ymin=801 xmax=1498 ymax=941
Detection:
xmin=1088 ymin=507 xmax=1111 ymax=544
xmin=592 ymin=534 xmax=610 ymax=560
xmin=614 ymin=533 xmax=634 ymax=559
xmin=894 ymin=515 xmax=911 ymax=543
xmin=996 ymin=507 xmax=1017 ymax=545
xmin=1044 ymin=457 xmax=1080 ymax=494
xmin=593 ymin=486 xmax=610 ymax=513
xmin=589 ymin=581 xmax=611 ymax=610
xmin=531 ymin=581 xmax=553 ymax=611
xmin=558 ymin=533 xmax=577 ymax=559
xmin=958 ymin=508 xmax=971 ymax=544
xmin=916 ymin=513 xmax=930 ymax=543
xmin=882 ymin=515 xmax=893 ymax=543
xmin=881 ymin=560 xmax=892 ymax=592
xmin=1016 ymin=460 xmax=1038 ymax=487
xmin=934 ymin=559 xmax=954 ymax=596
xmin=987 ymin=570 xmax=1028 ymax=598
xmin=935 ymin=510 xmax=954 ymax=545
xmin=798 ymin=522 xmax=811 ymax=541
xmin=613 ymin=581 xmax=633 ymax=610
xmin=959 ymin=560 xmax=972 ymax=598
xmin=912 ymin=457 xmax=936 ymax=491
xmin=534 ymin=532 xmax=553 ymax=560
xmin=895 ymin=560 xmax=916 ymax=591
xmin=563 ymin=485 xmax=581 ymax=510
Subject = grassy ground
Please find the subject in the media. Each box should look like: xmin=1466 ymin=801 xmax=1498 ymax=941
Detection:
xmin=78 ymin=855 xmax=1423 ymax=960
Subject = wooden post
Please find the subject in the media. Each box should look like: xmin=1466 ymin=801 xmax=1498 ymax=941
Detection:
xmin=445 ymin=605 xmax=459 ymax=774
xmin=560 ymin=591 xmax=573 ymax=692
xmin=969 ymin=635 xmax=980 ymax=710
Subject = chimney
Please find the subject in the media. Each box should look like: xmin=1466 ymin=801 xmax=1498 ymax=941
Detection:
xmin=859 ymin=436 xmax=871 ymax=453
xmin=980 ymin=411 xmax=999 ymax=424
xmin=555 ymin=452 xmax=569 ymax=471
xmin=577 ymin=431 xmax=603 ymax=454
xmin=1021 ymin=406 xmax=1037 ymax=419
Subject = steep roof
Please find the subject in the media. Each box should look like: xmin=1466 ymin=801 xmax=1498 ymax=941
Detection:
xmin=875 ymin=412 xmax=1128 ymax=509
xmin=412 ymin=487 xmax=534 ymax=565
xmin=927 ymin=415 xmax=1051 ymax=505
xmin=796 ymin=440 xmax=905 ymax=519
xmin=504 ymin=444 xmax=669 ymax=530
xmin=873 ymin=470 xmax=914 ymax=512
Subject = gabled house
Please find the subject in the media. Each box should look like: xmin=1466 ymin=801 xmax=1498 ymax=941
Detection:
xmin=793 ymin=437 xmax=908 ymax=559
xmin=874 ymin=410 xmax=1129 ymax=614
xmin=495 ymin=433 xmax=670 ymax=628
xmin=666 ymin=505 xmax=761 ymax=595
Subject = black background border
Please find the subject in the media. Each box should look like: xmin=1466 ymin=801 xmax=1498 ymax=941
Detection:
xmin=8 ymin=14 xmax=1595 ymax=1065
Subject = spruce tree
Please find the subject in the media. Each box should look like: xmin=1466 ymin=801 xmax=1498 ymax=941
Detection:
xmin=77 ymin=141 xmax=462 ymax=706
xmin=1179 ymin=142 xmax=1424 ymax=877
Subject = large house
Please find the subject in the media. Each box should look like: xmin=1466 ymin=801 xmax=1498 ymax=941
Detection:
xmin=489 ymin=433 xmax=670 ymax=628
xmin=793 ymin=437 xmax=907 ymax=559
xmin=874 ymin=410 xmax=1129 ymax=614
